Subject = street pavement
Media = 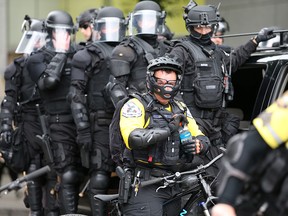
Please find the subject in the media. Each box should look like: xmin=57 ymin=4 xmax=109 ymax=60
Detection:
xmin=0 ymin=168 xmax=30 ymax=216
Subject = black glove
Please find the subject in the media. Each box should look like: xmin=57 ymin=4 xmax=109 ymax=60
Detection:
xmin=77 ymin=132 xmax=92 ymax=151
xmin=168 ymin=114 xmax=188 ymax=133
xmin=195 ymin=135 xmax=210 ymax=155
xmin=0 ymin=130 xmax=12 ymax=146
xmin=181 ymin=136 xmax=196 ymax=155
xmin=255 ymin=27 xmax=276 ymax=44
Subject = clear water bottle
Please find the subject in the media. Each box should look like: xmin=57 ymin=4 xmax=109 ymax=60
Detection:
xmin=179 ymin=125 xmax=193 ymax=143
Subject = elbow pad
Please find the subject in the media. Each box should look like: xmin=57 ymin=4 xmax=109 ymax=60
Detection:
xmin=39 ymin=53 xmax=67 ymax=89
xmin=128 ymin=127 xmax=170 ymax=150
xmin=68 ymin=86 xmax=90 ymax=131
xmin=106 ymin=75 xmax=128 ymax=107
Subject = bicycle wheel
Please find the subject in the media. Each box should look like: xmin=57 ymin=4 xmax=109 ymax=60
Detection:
xmin=184 ymin=192 xmax=207 ymax=216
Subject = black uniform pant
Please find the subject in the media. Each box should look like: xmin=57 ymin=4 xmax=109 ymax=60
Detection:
xmin=122 ymin=182 xmax=181 ymax=216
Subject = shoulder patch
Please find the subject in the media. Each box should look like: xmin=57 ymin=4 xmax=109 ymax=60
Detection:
xmin=122 ymin=100 xmax=142 ymax=118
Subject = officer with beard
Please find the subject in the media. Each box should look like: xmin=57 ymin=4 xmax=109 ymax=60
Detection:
xmin=118 ymin=55 xmax=210 ymax=215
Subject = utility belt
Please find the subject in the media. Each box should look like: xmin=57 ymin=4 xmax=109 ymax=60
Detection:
xmin=90 ymin=110 xmax=113 ymax=126
xmin=118 ymin=165 xmax=173 ymax=204
xmin=48 ymin=114 xmax=74 ymax=123
xmin=134 ymin=165 xmax=173 ymax=181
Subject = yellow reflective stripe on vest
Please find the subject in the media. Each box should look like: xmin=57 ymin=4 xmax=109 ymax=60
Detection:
xmin=253 ymin=91 xmax=288 ymax=149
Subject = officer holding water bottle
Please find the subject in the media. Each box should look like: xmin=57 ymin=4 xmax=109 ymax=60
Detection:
xmin=118 ymin=55 xmax=210 ymax=215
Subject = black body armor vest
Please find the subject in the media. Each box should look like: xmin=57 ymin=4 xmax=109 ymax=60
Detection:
xmin=86 ymin=42 xmax=115 ymax=114
xmin=132 ymin=95 xmax=189 ymax=167
xmin=40 ymin=53 xmax=74 ymax=115
xmin=175 ymin=38 xmax=225 ymax=110
xmin=122 ymin=36 xmax=171 ymax=94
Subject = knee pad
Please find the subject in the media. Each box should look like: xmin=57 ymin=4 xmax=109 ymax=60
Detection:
xmin=90 ymin=171 xmax=110 ymax=190
xmin=61 ymin=168 xmax=83 ymax=185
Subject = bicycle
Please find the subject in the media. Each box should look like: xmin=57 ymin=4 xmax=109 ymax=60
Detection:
xmin=0 ymin=165 xmax=51 ymax=195
xmin=95 ymin=152 xmax=224 ymax=216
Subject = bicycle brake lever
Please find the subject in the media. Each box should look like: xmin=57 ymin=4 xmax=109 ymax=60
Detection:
xmin=156 ymin=184 xmax=167 ymax=192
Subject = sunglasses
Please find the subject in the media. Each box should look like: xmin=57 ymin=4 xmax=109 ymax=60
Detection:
xmin=80 ymin=24 xmax=90 ymax=30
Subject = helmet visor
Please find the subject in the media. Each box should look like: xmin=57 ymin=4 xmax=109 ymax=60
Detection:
xmin=128 ymin=10 xmax=164 ymax=36
xmin=15 ymin=31 xmax=47 ymax=54
xmin=93 ymin=17 xmax=126 ymax=42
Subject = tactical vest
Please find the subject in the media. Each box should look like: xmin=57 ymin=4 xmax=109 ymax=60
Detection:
xmin=132 ymin=94 xmax=189 ymax=167
xmin=86 ymin=42 xmax=115 ymax=114
xmin=40 ymin=52 xmax=74 ymax=115
xmin=175 ymin=38 xmax=225 ymax=110
xmin=122 ymin=36 xmax=171 ymax=94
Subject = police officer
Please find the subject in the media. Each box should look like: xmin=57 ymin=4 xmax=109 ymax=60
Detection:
xmin=170 ymin=1 xmax=276 ymax=150
xmin=76 ymin=8 xmax=98 ymax=44
xmin=158 ymin=24 xmax=174 ymax=41
xmin=106 ymin=0 xmax=171 ymax=107
xmin=68 ymin=6 xmax=127 ymax=215
xmin=211 ymin=91 xmax=288 ymax=216
xmin=119 ymin=55 xmax=210 ymax=215
xmin=0 ymin=17 xmax=59 ymax=216
xmin=211 ymin=17 xmax=230 ymax=46
xmin=26 ymin=10 xmax=83 ymax=214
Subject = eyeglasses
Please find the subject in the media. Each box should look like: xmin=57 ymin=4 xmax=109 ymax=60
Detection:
xmin=80 ymin=24 xmax=90 ymax=30
xmin=154 ymin=76 xmax=177 ymax=86
xmin=194 ymin=25 xmax=213 ymax=30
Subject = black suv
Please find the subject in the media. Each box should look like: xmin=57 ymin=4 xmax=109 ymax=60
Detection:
xmin=227 ymin=31 xmax=288 ymax=131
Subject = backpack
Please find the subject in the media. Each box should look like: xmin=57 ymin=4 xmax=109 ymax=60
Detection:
xmin=109 ymin=93 xmax=153 ymax=166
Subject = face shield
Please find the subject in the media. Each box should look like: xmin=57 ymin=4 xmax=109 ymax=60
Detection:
xmin=15 ymin=31 xmax=47 ymax=54
xmin=46 ymin=24 xmax=75 ymax=53
xmin=128 ymin=10 xmax=165 ymax=36
xmin=93 ymin=17 xmax=126 ymax=42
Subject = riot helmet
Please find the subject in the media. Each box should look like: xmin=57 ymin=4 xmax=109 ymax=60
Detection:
xmin=44 ymin=10 xmax=76 ymax=53
xmin=183 ymin=1 xmax=220 ymax=40
xmin=215 ymin=17 xmax=230 ymax=35
xmin=158 ymin=24 xmax=174 ymax=41
xmin=76 ymin=8 xmax=98 ymax=42
xmin=147 ymin=55 xmax=183 ymax=100
xmin=15 ymin=15 xmax=47 ymax=55
xmin=128 ymin=1 xmax=166 ymax=36
xmin=93 ymin=6 xmax=127 ymax=42
xmin=76 ymin=8 xmax=98 ymax=29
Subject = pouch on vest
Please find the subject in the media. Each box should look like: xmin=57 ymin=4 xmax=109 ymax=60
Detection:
xmin=194 ymin=74 xmax=223 ymax=109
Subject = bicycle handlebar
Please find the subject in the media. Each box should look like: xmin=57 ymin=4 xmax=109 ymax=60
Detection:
xmin=0 ymin=165 xmax=51 ymax=193
xmin=141 ymin=153 xmax=223 ymax=188
xmin=94 ymin=153 xmax=224 ymax=202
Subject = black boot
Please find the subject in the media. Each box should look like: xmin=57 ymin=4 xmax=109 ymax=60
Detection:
xmin=44 ymin=171 xmax=59 ymax=216
xmin=27 ymin=180 xmax=43 ymax=216
xmin=58 ymin=184 xmax=78 ymax=214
